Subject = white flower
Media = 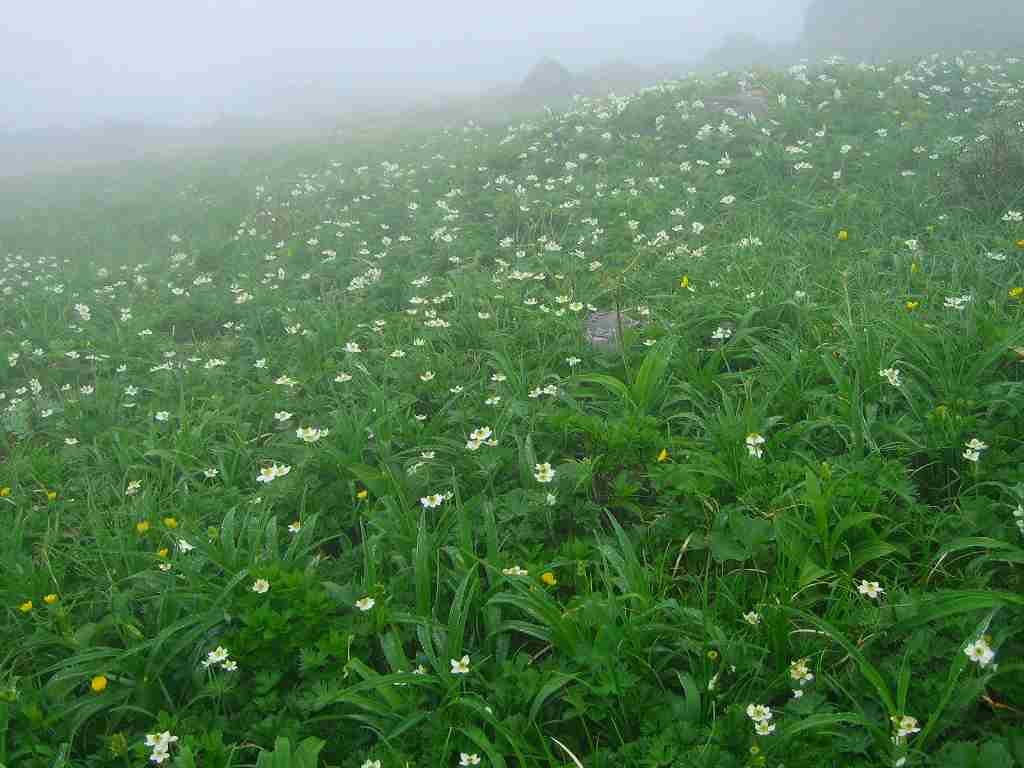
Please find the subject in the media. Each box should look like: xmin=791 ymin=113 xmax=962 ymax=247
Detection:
xmin=743 ymin=611 xmax=761 ymax=626
xmin=746 ymin=703 xmax=772 ymax=722
xmin=460 ymin=754 xmax=482 ymax=767
xmin=858 ymin=579 xmax=884 ymax=599
xmin=1002 ymin=210 xmax=1023 ymax=222
xmin=754 ymin=720 xmax=776 ymax=736
xmin=711 ymin=326 xmax=732 ymax=341
xmin=202 ymin=646 xmax=231 ymax=668
xmin=879 ymin=368 xmax=902 ymax=388
xmin=420 ymin=371 xmax=435 ymax=382
xmin=466 ymin=425 xmax=495 ymax=451
xmin=964 ymin=637 xmax=996 ymax=667
xmin=790 ymin=657 xmax=814 ymax=685
xmin=361 ymin=761 xmax=382 ymax=768
xmin=533 ymin=462 xmax=556 ymax=483
xmin=420 ymin=494 xmax=445 ymax=509
xmin=335 ymin=372 xmax=353 ymax=382
xmin=256 ymin=463 xmax=291 ymax=483
xmin=154 ymin=411 xmax=170 ymax=422
xmin=502 ymin=565 xmax=529 ymax=576
xmin=252 ymin=579 xmax=270 ymax=594
xmin=891 ymin=714 xmax=920 ymax=742
xmin=345 ymin=342 xmax=362 ymax=353
xmin=546 ymin=492 xmax=557 ymax=506
xmin=288 ymin=520 xmax=302 ymax=534
xmin=274 ymin=411 xmax=293 ymax=422
xmin=296 ymin=426 xmax=329 ymax=443
xmin=450 ymin=655 xmax=471 ymax=674
xmin=745 ymin=433 xmax=765 ymax=459
xmin=355 ymin=597 xmax=376 ymax=612
xmin=963 ymin=437 xmax=988 ymax=463
xmin=204 ymin=468 xmax=219 ymax=478
xmin=144 ymin=732 xmax=179 ymax=764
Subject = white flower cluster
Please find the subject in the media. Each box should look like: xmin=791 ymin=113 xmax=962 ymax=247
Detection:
xmin=144 ymin=731 xmax=179 ymax=764
xmin=201 ymin=645 xmax=238 ymax=672
xmin=962 ymin=437 xmax=988 ymax=463
xmin=746 ymin=703 xmax=775 ymax=735
xmin=466 ymin=426 xmax=497 ymax=451
xmin=256 ymin=463 xmax=292 ymax=483
xmin=347 ymin=266 xmax=383 ymax=292
xmin=879 ymin=368 xmax=902 ymax=388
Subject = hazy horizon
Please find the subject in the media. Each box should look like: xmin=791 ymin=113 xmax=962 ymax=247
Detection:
xmin=2 ymin=1 xmax=809 ymax=132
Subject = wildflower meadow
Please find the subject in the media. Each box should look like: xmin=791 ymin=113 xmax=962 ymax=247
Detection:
xmin=2 ymin=49 xmax=1024 ymax=768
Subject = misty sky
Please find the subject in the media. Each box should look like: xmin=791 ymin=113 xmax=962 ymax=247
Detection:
xmin=3 ymin=1 xmax=808 ymax=131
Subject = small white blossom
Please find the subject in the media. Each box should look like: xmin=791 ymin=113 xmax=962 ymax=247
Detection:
xmin=533 ymin=462 xmax=556 ymax=483
xmin=355 ymin=597 xmax=376 ymax=612
xmin=858 ymin=580 xmax=884 ymax=599
xmin=964 ymin=637 xmax=996 ymax=667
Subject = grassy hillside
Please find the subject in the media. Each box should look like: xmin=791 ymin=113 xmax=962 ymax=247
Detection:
xmin=2 ymin=50 xmax=1024 ymax=768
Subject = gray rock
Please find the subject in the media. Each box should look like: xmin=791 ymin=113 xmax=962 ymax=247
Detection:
xmin=585 ymin=310 xmax=642 ymax=350
xmin=703 ymin=92 xmax=770 ymax=117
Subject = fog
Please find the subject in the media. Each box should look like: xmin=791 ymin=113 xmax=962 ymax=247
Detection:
xmin=3 ymin=0 xmax=808 ymax=132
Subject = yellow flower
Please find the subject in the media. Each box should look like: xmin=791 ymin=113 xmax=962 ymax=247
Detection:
xmin=837 ymin=229 xmax=848 ymax=241
xmin=657 ymin=448 xmax=669 ymax=463
xmin=1009 ymin=287 xmax=1023 ymax=299
xmin=541 ymin=571 xmax=557 ymax=586
xmin=46 ymin=491 xmax=57 ymax=502
xmin=136 ymin=521 xmax=150 ymax=535
xmin=707 ymin=649 xmax=719 ymax=661
xmin=90 ymin=675 xmax=108 ymax=693
xmin=910 ymin=262 xmax=919 ymax=274
xmin=18 ymin=600 xmax=33 ymax=613
xmin=1016 ymin=239 xmax=1024 ymax=248
xmin=157 ymin=548 xmax=169 ymax=558
xmin=356 ymin=489 xmax=369 ymax=501
xmin=679 ymin=275 xmax=689 ymax=289
xmin=905 ymin=301 xmax=919 ymax=311
xmin=43 ymin=593 xmax=58 ymax=605
xmin=163 ymin=517 xmax=178 ymax=529
xmin=0 ymin=487 xmax=10 ymax=497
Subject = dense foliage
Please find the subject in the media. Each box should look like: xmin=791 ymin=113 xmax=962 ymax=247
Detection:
xmin=2 ymin=49 xmax=1024 ymax=768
